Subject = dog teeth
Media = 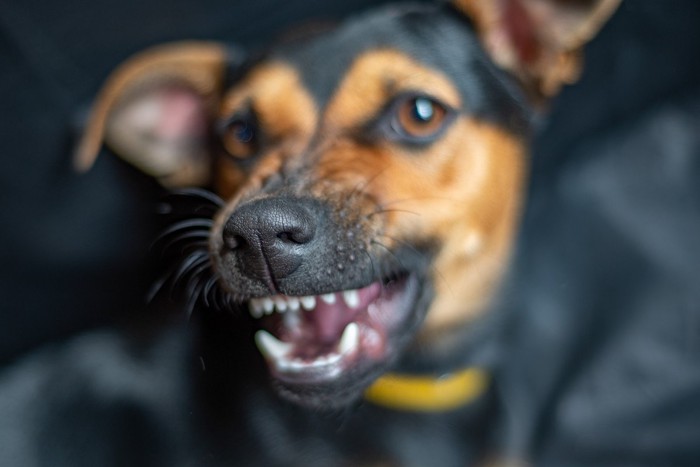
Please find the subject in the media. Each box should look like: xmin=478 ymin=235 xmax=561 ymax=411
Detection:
xmin=269 ymin=351 xmax=344 ymax=376
xmin=338 ymin=322 xmax=360 ymax=355
xmin=255 ymin=328 xmax=346 ymax=375
xmin=278 ymin=358 xmax=306 ymax=371
xmin=254 ymin=320 xmax=360 ymax=379
xmin=311 ymin=353 xmax=342 ymax=367
xmin=248 ymin=288 xmax=362 ymax=319
xmin=255 ymin=330 xmax=292 ymax=361
xmin=342 ymin=289 xmax=360 ymax=309
xmin=273 ymin=296 xmax=288 ymax=313
xmin=262 ymin=298 xmax=274 ymax=314
xmin=248 ymin=300 xmax=264 ymax=319
xmin=300 ymin=296 xmax=316 ymax=310
xmin=320 ymin=293 xmax=336 ymax=304
xmin=287 ymin=297 xmax=300 ymax=311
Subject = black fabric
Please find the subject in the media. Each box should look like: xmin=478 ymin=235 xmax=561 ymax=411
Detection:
xmin=494 ymin=1 xmax=700 ymax=464
xmin=1 ymin=0 xmax=699 ymax=465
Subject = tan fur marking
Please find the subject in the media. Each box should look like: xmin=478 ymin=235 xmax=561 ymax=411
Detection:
xmin=324 ymin=50 xmax=461 ymax=130
xmin=216 ymin=159 xmax=247 ymax=201
xmin=215 ymin=62 xmax=318 ymax=196
xmin=220 ymin=62 xmax=317 ymax=143
xmin=420 ymin=122 xmax=525 ymax=336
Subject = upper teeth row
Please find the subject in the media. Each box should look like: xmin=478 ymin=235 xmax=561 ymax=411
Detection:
xmin=249 ymin=289 xmax=361 ymax=318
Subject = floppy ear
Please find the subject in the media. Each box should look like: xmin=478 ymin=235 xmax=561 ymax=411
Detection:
xmin=453 ymin=0 xmax=620 ymax=100
xmin=74 ymin=41 xmax=233 ymax=187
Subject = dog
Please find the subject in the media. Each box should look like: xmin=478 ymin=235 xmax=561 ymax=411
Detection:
xmin=71 ymin=0 xmax=619 ymax=464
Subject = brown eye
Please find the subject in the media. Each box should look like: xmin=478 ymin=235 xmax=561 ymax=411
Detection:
xmin=221 ymin=117 xmax=258 ymax=159
xmin=394 ymin=96 xmax=449 ymax=140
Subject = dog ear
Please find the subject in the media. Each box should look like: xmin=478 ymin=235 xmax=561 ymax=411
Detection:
xmin=453 ymin=0 xmax=620 ymax=100
xmin=74 ymin=41 xmax=235 ymax=187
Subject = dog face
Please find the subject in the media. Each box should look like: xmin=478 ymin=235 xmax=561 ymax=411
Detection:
xmin=207 ymin=6 xmax=531 ymax=404
xmin=77 ymin=0 xmax=619 ymax=407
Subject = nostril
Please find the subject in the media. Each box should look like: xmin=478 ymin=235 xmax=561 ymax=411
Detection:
xmin=223 ymin=232 xmax=246 ymax=251
xmin=276 ymin=226 xmax=314 ymax=245
xmin=277 ymin=231 xmax=295 ymax=243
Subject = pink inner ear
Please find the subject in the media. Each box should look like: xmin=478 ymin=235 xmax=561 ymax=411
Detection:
xmin=155 ymin=86 xmax=207 ymax=141
xmin=502 ymin=0 xmax=540 ymax=65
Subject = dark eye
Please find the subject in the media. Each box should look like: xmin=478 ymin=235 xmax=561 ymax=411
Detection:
xmin=391 ymin=95 xmax=452 ymax=142
xmin=221 ymin=117 xmax=258 ymax=159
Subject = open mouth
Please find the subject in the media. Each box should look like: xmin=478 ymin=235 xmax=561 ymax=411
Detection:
xmin=250 ymin=274 xmax=419 ymax=386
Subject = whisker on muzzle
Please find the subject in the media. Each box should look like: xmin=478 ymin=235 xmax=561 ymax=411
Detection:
xmin=148 ymin=188 xmax=234 ymax=319
xmin=370 ymin=239 xmax=408 ymax=279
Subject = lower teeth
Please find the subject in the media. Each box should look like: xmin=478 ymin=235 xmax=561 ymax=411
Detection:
xmin=254 ymin=322 xmax=360 ymax=375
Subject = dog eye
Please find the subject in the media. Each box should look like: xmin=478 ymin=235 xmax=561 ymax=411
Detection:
xmin=391 ymin=95 xmax=451 ymax=141
xmin=221 ymin=117 xmax=259 ymax=159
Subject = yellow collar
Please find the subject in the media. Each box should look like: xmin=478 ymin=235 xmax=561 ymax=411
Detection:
xmin=364 ymin=367 xmax=489 ymax=412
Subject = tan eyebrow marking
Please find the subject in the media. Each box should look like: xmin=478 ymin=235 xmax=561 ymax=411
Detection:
xmin=324 ymin=49 xmax=462 ymax=130
xmin=220 ymin=62 xmax=318 ymax=143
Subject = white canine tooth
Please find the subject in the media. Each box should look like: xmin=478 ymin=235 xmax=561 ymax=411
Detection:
xmin=287 ymin=297 xmax=300 ymax=311
xmin=249 ymin=299 xmax=263 ymax=319
xmin=339 ymin=322 xmax=360 ymax=355
xmin=321 ymin=293 xmax=336 ymax=304
xmin=342 ymin=289 xmax=360 ymax=309
xmin=255 ymin=330 xmax=292 ymax=361
xmin=262 ymin=298 xmax=274 ymax=314
xmin=273 ymin=296 xmax=288 ymax=313
xmin=300 ymin=296 xmax=316 ymax=310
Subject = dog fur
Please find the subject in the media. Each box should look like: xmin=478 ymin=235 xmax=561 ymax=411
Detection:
xmin=64 ymin=0 xmax=618 ymax=464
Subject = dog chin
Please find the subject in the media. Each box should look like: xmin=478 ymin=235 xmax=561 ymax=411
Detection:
xmin=247 ymin=273 xmax=426 ymax=408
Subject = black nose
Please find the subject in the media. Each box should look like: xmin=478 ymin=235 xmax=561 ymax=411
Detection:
xmin=222 ymin=198 xmax=317 ymax=287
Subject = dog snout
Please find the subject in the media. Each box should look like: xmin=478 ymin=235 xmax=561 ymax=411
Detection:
xmin=223 ymin=198 xmax=318 ymax=286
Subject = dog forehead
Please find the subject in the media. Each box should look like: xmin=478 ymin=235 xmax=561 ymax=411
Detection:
xmin=267 ymin=3 xmax=530 ymax=133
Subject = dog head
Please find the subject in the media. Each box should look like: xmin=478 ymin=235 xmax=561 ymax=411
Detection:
xmin=76 ymin=0 xmax=618 ymax=408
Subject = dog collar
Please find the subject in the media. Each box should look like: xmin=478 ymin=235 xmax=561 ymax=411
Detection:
xmin=364 ymin=367 xmax=489 ymax=412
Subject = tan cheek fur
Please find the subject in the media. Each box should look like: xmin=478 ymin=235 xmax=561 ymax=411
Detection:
xmin=392 ymin=120 xmax=524 ymax=337
xmin=316 ymin=49 xmax=525 ymax=338
xmin=312 ymin=119 xmax=525 ymax=338
xmin=419 ymin=122 xmax=525 ymax=337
